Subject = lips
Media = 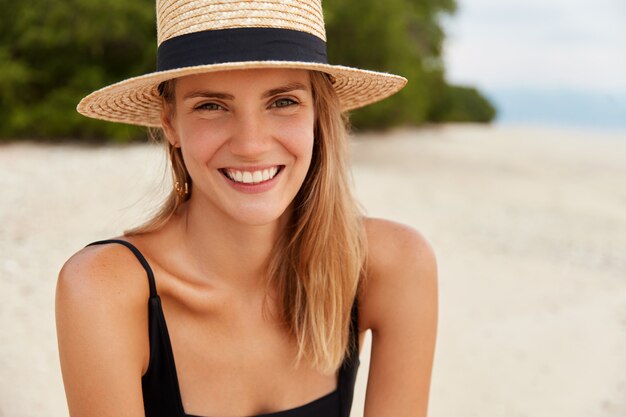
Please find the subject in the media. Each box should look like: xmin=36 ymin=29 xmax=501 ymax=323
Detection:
xmin=220 ymin=165 xmax=284 ymax=184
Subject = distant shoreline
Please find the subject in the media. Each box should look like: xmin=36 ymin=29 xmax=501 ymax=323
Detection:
xmin=484 ymin=88 xmax=626 ymax=134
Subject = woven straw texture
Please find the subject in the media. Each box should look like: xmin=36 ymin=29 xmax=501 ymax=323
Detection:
xmin=77 ymin=0 xmax=408 ymax=127
xmin=158 ymin=0 xmax=326 ymax=43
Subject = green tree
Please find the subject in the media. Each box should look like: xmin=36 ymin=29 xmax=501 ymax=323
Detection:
xmin=324 ymin=0 xmax=487 ymax=130
xmin=429 ymin=85 xmax=497 ymax=122
xmin=1 ymin=0 xmax=155 ymax=141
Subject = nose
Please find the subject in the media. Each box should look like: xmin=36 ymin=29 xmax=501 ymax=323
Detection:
xmin=228 ymin=110 xmax=272 ymax=159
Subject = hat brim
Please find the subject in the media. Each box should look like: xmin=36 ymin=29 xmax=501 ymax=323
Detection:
xmin=76 ymin=61 xmax=407 ymax=127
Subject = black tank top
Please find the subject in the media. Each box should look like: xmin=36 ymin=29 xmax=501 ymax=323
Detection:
xmin=86 ymin=239 xmax=361 ymax=417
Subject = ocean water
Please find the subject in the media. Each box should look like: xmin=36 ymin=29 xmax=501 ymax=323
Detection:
xmin=485 ymin=88 xmax=626 ymax=134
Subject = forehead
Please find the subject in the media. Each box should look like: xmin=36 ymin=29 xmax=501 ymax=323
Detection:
xmin=174 ymin=68 xmax=312 ymax=95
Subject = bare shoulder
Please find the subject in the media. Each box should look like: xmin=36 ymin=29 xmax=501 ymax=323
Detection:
xmin=364 ymin=217 xmax=437 ymax=273
xmin=57 ymin=238 xmax=150 ymax=310
xmin=55 ymin=238 xmax=150 ymax=416
xmin=360 ymin=217 xmax=438 ymax=332
xmin=359 ymin=218 xmax=439 ymax=415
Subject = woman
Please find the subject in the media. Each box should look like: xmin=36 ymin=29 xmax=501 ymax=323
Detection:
xmin=55 ymin=1 xmax=438 ymax=416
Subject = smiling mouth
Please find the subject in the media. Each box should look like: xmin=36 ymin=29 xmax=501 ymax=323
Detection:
xmin=220 ymin=165 xmax=284 ymax=184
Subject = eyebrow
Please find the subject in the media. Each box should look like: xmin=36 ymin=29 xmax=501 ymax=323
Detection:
xmin=262 ymin=82 xmax=308 ymax=98
xmin=182 ymin=82 xmax=308 ymax=101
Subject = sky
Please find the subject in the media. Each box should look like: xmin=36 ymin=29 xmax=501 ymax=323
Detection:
xmin=441 ymin=0 xmax=626 ymax=131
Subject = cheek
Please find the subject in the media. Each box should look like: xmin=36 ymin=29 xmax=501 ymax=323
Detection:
xmin=278 ymin=116 xmax=315 ymax=162
xmin=178 ymin=119 xmax=228 ymax=163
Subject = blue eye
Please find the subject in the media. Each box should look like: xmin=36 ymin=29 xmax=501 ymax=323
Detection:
xmin=196 ymin=102 xmax=224 ymax=111
xmin=271 ymin=98 xmax=297 ymax=108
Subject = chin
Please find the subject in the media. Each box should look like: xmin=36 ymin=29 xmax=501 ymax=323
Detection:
xmin=224 ymin=202 xmax=291 ymax=227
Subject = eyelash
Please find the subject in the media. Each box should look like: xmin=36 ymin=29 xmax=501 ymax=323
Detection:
xmin=195 ymin=102 xmax=224 ymax=111
xmin=194 ymin=97 xmax=299 ymax=111
xmin=270 ymin=98 xmax=298 ymax=108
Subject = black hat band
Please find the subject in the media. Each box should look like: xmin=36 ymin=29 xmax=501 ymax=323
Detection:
xmin=157 ymin=27 xmax=328 ymax=72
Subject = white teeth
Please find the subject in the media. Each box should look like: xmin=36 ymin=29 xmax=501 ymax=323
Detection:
xmin=225 ymin=166 xmax=281 ymax=184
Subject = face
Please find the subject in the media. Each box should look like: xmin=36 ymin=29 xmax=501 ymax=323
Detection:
xmin=161 ymin=68 xmax=315 ymax=226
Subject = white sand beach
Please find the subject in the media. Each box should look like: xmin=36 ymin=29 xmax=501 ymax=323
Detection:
xmin=1 ymin=124 xmax=625 ymax=416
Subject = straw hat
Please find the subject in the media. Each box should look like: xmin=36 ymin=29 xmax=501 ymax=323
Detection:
xmin=77 ymin=0 xmax=408 ymax=127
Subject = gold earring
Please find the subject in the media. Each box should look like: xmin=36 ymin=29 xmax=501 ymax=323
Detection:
xmin=174 ymin=181 xmax=189 ymax=197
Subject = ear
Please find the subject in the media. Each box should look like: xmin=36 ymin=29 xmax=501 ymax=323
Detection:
xmin=160 ymin=102 xmax=180 ymax=147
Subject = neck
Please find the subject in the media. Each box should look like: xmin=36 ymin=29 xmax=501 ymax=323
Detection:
xmin=171 ymin=195 xmax=289 ymax=292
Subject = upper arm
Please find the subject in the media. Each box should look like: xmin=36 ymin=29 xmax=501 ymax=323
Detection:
xmin=360 ymin=218 xmax=439 ymax=417
xmin=55 ymin=245 xmax=149 ymax=417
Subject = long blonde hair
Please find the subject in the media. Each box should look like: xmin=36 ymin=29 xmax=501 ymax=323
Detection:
xmin=125 ymin=71 xmax=366 ymax=374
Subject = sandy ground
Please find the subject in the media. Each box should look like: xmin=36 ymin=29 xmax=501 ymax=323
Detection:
xmin=1 ymin=124 xmax=625 ymax=417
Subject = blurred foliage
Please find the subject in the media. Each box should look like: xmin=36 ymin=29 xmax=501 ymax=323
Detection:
xmin=429 ymin=85 xmax=497 ymax=122
xmin=0 ymin=0 xmax=495 ymax=142
xmin=0 ymin=0 xmax=155 ymax=141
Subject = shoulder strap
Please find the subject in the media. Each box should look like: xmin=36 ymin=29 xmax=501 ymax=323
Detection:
xmin=85 ymin=239 xmax=158 ymax=298
xmin=347 ymin=293 xmax=360 ymax=359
